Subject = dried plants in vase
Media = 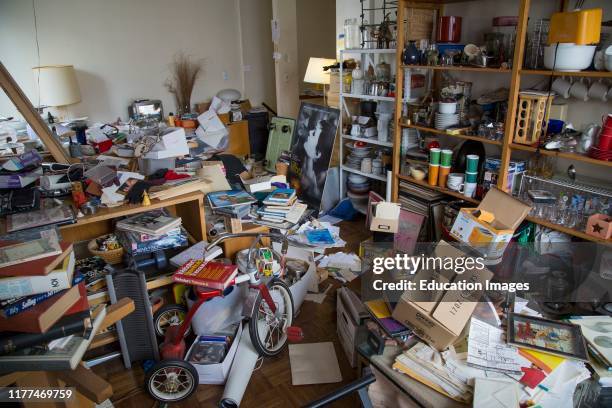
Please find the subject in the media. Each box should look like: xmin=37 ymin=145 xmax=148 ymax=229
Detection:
xmin=164 ymin=51 xmax=204 ymax=115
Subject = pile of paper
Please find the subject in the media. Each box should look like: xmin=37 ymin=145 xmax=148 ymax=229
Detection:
xmin=290 ymin=221 xmax=346 ymax=251
xmin=316 ymin=252 xmax=361 ymax=282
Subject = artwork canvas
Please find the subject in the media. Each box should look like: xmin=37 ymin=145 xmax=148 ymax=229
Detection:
xmin=507 ymin=313 xmax=588 ymax=361
xmin=288 ymin=103 xmax=339 ymax=210
xmin=569 ymin=316 xmax=612 ymax=366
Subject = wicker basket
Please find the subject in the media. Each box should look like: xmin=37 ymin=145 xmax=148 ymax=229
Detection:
xmin=88 ymin=237 xmax=124 ymax=265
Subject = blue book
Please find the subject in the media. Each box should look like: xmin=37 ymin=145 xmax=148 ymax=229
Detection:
xmin=304 ymin=229 xmax=335 ymax=245
xmin=207 ymin=190 xmax=256 ymax=209
xmin=263 ymin=188 xmax=296 ymax=204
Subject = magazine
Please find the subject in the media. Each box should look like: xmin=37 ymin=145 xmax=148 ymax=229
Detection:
xmin=207 ymin=190 xmax=256 ymax=209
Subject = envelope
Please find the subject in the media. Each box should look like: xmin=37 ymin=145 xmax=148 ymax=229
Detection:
xmin=473 ymin=378 xmax=520 ymax=408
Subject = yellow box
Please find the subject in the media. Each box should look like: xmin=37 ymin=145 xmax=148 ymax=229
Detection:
xmin=549 ymin=8 xmax=602 ymax=45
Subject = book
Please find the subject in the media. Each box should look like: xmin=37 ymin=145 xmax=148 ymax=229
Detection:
xmin=263 ymin=188 xmax=296 ymax=205
xmin=0 ymin=251 xmax=75 ymax=301
xmin=6 ymin=206 xmax=74 ymax=233
xmin=118 ymin=229 xmax=187 ymax=256
xmin=304 ymin=229 xmax=335 ymax=245
xmin=0 ymin=305 xmax=106 ymax=371
xmin=207 ymin=190 xmax=256 ymax=209
xmin=0 ymin=238 xmax=63 ymax=269
xmin=0 ymin=308 xmax=91 ymax=355
xmin=173 ymin=260 xmax=238 ymax=290
xmin=213 ymin=204 xmax=252 ymax=219
xmin=116 ymin=210 xmax=182 ymax=235
xmin=364 ymin=299 xmax=411 ymax=338
xmin=0 ymin=284 xmax=80 ymax=333
xmin=169 ymin=242 xmax=223 ymax=268
xmin=1 ymin=274 xmax=85 ymax=317
xmin=0 ymin=241 xmax=72 ymax=277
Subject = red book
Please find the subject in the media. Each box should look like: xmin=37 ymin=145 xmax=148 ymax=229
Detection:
xmin=173 ymin=260 xmax=238 ymax=290
xmin=64 ymin=282 xmax=89 ymax=316
xmin=0 ymin=284 xmax=80 ymax=333
xmin=0 ymin=241 xmax=73 ymax=277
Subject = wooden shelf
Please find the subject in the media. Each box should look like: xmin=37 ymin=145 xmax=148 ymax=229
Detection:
xmin=341 ymin=49 xmax=397 ymax=54
xmin=341 ymin=93 xmax=395 ymax=102
xmin=526 ymin=215 xmax=611 ymax=245
xmin=520 ymin=69 xmax=612 ymax=78
xmin=400 ymin=123 xmax=503 ymax=146
xmin=397 ymin=174 xmax=480 ymax=204
xmin=509 ymin=144 xmax=612 ymax=167
xmin=402 ymin=64 xmax=511 ymax=73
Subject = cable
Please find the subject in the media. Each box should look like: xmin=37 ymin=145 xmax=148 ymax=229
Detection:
xmin=32 ymin=0 xmax=41 ymax=109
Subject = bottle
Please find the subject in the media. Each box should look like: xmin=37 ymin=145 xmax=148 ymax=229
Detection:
xmin=168 ymin=112 xmax=175 ymax=127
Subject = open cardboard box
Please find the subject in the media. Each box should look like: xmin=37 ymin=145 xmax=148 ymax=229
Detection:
xmin=238 ymin=172 xmax=286 ymax=193
xmin=391 ymin=241 xmax=493 ymax=351
xmin=450 ymin=188 xmax=531 ymax=259
xmin=369 ymin=202 xmax=400 ymax=233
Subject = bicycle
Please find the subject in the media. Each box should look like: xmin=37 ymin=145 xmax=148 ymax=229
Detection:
xmin=146 ymin=232 xmax=306 ymax=403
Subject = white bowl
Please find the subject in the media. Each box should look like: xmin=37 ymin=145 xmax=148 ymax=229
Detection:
xmin=438 ymin=102 xmax=457 ymax=114
xmin=605 ymin=53 xmax=612 ymax=72
xmin=544 ymin=43 xmax=596 ymax=72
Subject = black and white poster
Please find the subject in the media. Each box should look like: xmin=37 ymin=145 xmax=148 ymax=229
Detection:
xmin=288 ymin=103 xmax=339 ymax=210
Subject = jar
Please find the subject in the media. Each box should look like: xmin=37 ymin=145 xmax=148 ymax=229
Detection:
xmin=230 ymin=103 xmax=242 ymax=122
xmin=344 ymin=19 xmax=361 ymax=49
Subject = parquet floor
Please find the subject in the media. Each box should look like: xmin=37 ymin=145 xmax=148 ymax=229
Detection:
xmin=92 ymin=218 xmax=370 ymax=408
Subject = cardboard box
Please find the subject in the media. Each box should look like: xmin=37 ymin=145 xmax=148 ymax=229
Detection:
xmin=370 ymin=202 xmax=400 ymax=233
xmin=238 ymin=172 xmax=286 ymax=193
xmin=391 ymin=241 xmax=493 ymax=350
xmin=185 ymin=322 xmax=242 ymax=384
xmin=337 ymin=289 xmax=368 ymax=367
xmin=450 ymin=188 xmax=531 ymax=259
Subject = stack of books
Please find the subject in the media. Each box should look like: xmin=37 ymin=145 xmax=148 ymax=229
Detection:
xmin=0 ymin=236 xmax=97 ymax=368
xmin=251 ymin=188 xmax=307 ymax=227
xmin=207 ymin=190 xmax=257 ymax=220
xmin=116 ymin=210 xmax=187 ymax=255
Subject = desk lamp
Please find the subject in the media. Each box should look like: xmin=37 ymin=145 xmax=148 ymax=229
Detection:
xmin=304 ymin=57 xmax=336 ymax=106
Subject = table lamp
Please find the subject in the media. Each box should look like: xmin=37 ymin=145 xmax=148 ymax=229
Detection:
xmin=304 ymin=57 xmax=336 ymax=106
xmin=32 ymin=65 xmax=81 ymax=121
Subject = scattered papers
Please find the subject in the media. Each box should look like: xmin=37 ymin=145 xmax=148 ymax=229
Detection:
xmin=291 ymin=221 xmax=346 ymax=250
xmin=473 ymin=377 xmax=520 ymax=408
xmin=467 ymin=318 xmax=530 ymax=374
xmin=196 ymin=110 xmax=229 ymax=148
xmin=317 ymin=252 xmax=361 ymax=282
xmin=289 ymin=342 xmax=342 ymax=385
xmin=304 ymin=283 xmax=332 ymax=304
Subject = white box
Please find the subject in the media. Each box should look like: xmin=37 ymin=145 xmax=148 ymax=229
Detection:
xmin=185 ymin=321 xmax=242 ymax=385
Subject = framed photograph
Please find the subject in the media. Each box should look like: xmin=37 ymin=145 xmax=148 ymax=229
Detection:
xmin=507 ymin=313 xmax=589 ymax=361
xmin=288 ymin=103 xmax=340 ymax=210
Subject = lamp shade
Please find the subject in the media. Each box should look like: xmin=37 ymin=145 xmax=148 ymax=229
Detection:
xmin=32 ymin=65 xmax=81 ymax=107
xmin=303 ymin=57 xmax=336 ymax=85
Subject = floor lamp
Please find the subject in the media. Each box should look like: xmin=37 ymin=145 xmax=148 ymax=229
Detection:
xmin=304 ymin=57 xmax=336 ymax=106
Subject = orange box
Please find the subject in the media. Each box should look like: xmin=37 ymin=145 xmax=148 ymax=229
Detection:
xmin=549 ymin=8 xmax=602 ymax=45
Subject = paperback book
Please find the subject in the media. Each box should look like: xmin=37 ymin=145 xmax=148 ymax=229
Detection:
xmin=116 ymin=210 xmax=182 ymax=235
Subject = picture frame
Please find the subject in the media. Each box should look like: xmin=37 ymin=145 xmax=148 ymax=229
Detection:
xmin=507 ymin=313 xmax=589 ymax=361
xmin=288 ymin=102 xmax=340 ymax=210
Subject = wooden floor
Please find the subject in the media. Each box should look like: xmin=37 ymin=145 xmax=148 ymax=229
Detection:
xmin=92 ymin=218 xmax=370 ymax=408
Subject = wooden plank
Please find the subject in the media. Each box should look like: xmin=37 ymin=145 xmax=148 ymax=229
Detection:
xmin=222 ymin=225 xmax=270 ymax=260
xmin=98 ymin=297 xmax=135 ymax=332
xmin=88 ymin=331 xmax=118 ymax=350
xmin=0 ymin=60 xmax=71 ymax=164
xmin=400 ymin=64 xmax=511 ymax=73
xmin=498 ymin=0 xmax=530 ymax=192
xmin=16 ymin=371 xmax=62 ymax=408
xmin=527 ymin=215 xmax=612 ymax=245
xmin=520 ymin=69 xmax=612 ymax=78
xmin=392 ymin=1 xmax=407 ymax=202
xmin=397 ymin=174 xmax=480 ymax=204
xmin=55 ymin=364 xmax=113 ymax=404
xmin=400 ymin=122 xmax=503 ymax=146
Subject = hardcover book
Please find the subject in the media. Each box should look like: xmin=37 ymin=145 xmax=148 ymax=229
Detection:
xmin=0 ymin=241 xmax=73 ymax=277
xmin=116 ymin=210 xmax=181 ymax=235
xmin=6 ymin=206 xmax=74 ymax=233
xmin=0 ymin=238 xmax=63 ymax=269
xmin=173 ymin=260 xmax=238 ymax=290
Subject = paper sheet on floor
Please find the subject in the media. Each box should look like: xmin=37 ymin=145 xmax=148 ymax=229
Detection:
xmin=304 ymin=283 xmax=332 ymax=304
xmin=289 ymin=342 xmax=342 ymax=385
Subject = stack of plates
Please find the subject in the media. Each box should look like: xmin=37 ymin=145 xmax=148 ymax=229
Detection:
xmin=588 ymin=146 xmax=612 ymax=161
xmin=345 ymin=142 xmax=372 ymax=157
xmin=347 ymin=173 xmax=370 ymax=194
xmin=434 ymin=113 xmax=459 ymax=130
xmin=345 ymin=154 xmax=363 ymax=169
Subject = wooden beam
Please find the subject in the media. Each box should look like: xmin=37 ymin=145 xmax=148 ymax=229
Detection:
xmin=392 ymin=1 xmax=407 ymax=202
xmin=55 ymin=364 xmax=113 ymax=404
xmin=98 ymin=297 xmax=135 ymax=333
xmin=498 ymin=0 xmax=530 ymax=192
xmin=0 ymin=60 xmax=71 ymax=163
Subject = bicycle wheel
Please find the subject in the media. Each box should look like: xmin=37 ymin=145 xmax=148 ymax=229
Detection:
xmin=249 ymin=280 xmax=294 ymax=357
xmin=153 ymin=304 xmax=189 ymax=337
xmin=145 ymin=359 xmax=198 ymax=402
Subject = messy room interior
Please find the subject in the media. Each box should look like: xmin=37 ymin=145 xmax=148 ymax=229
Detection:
xmin=0 ymin=0 xmax=611 ymax=407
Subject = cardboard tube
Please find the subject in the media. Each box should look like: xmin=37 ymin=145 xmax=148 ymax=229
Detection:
xmin=219 ymin=321 xmax=260 ymax=407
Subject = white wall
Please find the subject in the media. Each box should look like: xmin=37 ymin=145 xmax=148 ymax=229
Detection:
xmin=0 ymin=0 xmax=275 ymax=122
xmin=296 ymin=0 xmax=336 ymax=92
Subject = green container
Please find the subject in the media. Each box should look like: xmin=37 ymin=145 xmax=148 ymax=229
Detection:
xmin=465 ymin=171 xmax=478 ymax=183
xmin=429 ymin=148 xmax=441 ymax=165
xmin=466 ymin=154 xmax=479 ymax=172
xmin=440 ymin=149 xmax=453 ymax=166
